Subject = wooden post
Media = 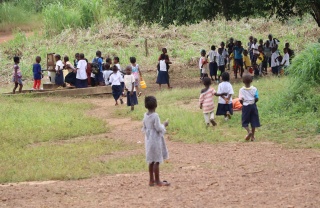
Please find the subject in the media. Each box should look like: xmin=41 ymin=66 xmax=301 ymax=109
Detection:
xmin=145 ymin=38 xmax=149 ymax=57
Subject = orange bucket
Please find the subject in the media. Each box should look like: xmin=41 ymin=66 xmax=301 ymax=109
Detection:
xmin=140 ymin=78 xmax=147 ymax=89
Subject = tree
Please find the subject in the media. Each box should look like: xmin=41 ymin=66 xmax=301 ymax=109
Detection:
xmin=114 ymin=0 xmax=320 ymax=27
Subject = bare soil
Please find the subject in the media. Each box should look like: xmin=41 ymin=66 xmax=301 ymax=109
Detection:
xmin=0 ymin=97 xmax=320 ymax=208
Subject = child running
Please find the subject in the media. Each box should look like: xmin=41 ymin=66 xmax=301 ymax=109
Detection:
xmin=123 ymin=66 xmax=138 ymax=111
xmin=12 ymin=56 xmax=23 ymax=94
xmin=109 ymin=65 xmax=124 ymax=105
xmin=130 ymin=57 xmax=142 ymax=97
xmin=199 ymin=77 xmax=227 ymax=128
xmin=216 ymin=72 xmax=234 ymax=121
xmin=142 ymin=96 xmax=170 ymax=187
xmin=32 ymin=56 xmax=42 ymax=90
xmin=239 ymin=74 xmax=261 ymax=141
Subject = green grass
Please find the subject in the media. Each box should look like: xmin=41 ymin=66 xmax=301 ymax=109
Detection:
xmin=116 ymin=77 xmax=320 ymax=148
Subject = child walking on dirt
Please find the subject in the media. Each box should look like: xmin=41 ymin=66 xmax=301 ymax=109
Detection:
xmin=216 ymin=72 xmax=234 ymax=121
xmin=199 ymin=77 xmax=227 ymax=128
xmin=123 ymin=66 xmax=138 ymax=111
xmin=109 ymin=65 xmax=124 ymax=105
xmin=12 ymin=56 xmax=23 ymax=94
xmin=32 ymin=56 xmax=42 ymax=90
xmin=142 ymin=96 xmax=170 ymax=187
xmin=130 ymin=57 xmax=142 ymax=97
xmin=239 ymin=74 xmax=260 ymax=141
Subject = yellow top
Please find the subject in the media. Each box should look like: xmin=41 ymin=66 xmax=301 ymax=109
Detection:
xmin=256 ymin=53 xmax=264 ymax=65
xmin=243 ymin=55 xmax=251 ymax=67
xmin=229 ymin=53 xmax=234 ymax=67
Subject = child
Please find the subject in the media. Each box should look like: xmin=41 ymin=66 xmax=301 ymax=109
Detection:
xmin=64 ymin=56 xmax=76 ymax=87
xmin=256 ymin=46 xmax=264 ymax=76
xmin=124 ymin=66 xmax=138 ymax=111
xmin=243 ymin=50 xmax=251 ymax=70
xmin=229 ymin=52 xmax=234 ymax=72
xmin=142 ymin=96 xmax=170 ymax=187
xmin=216 ymin=72 xmax=234 ymax=121
xmin=233 ymin=41 xmax=244 ymax=78
xmin=109 ymin=65 xmax=124 ymax=105
xmin=217 ymin=48 xmax=226 ymax=82
xmin=239 ymin=74 xmax=260 ymax=141
xmin=199 ymin=49 xmax=208 ymax=80
xmin=271 ymin=47 xmax=279 ymax=75
xmin=54 ymin=54 xmax=65 ymax=87
xmin=102 ymin=63 xmax=113 ymax=86
xmin=74 ymin=53 xmax=80 ymax=68
xmin=75 ymin=53 xmax=88 ymax=88
xmin=208 ymin=45 xmax=218 ymax=81
xmin=263 ymin=41 xmax=271 ymax=73
xmin=114 ymin=56 xmax=125 ymax=98
xmin=199 ymin=77 xmax=227 ymax=128
xmin=32 ymin=56 xmax=42 ymax=90
xmin=12 ymin=56 xmax=23 ymax=94
xmin=156 ymin=54 xmax=172 ymax=89
xmin=92 ymin=51 xmax=104 ymax=86
xmin=130 ymin=57 xmax=143 ymax=97
xmin=281 ymin=48 xmax=290 ymax=68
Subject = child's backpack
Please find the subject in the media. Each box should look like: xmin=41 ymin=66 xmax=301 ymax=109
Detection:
xmin=91 ymin=58 xmax=100 ymax=75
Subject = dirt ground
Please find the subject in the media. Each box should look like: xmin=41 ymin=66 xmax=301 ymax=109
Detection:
xmin=0 ymin=97 xmax=320 ymax=208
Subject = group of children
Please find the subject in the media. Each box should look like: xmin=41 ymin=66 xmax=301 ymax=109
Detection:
xmin=199 ymin=34 xmax=294 ymax=82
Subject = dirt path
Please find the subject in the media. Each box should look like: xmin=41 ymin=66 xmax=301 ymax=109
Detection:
xmin=0 ymin=97 xmax=320 ymax=208
xmin=0 ymin=32 xmax=33 ymax=44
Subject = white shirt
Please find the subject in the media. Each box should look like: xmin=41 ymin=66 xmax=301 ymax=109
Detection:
xmin=217 ymin=81 xmax=234 ymax=104
xmin=252 ymin=43 xmax=259 ymax=55
xmin=208 ymin=50 xmax=218 ymax=62
xmin=124 ymin=74 xmax=136 ymax=91
xmin=76 ymin=59 xmax=87 ymax=80
xmin=115 ymin=63 xmax=121 ymax=72
xmin=269 ymin=39 xmax=279 ymax=49
xmin=159 ymin=60 xmax=167 ymax=71
xmin=55 ymin=60 xmax=64 ymax=71
xmin=109 ymin=72 xmax=123 ymax=86
xmin=281 ymin=53 xmax=290 ymax=66
xmin=239 ymin=86 xmax=259 ymax=106
xmin=271 ymin=52 xmax=279 ymax=67
xmin=103 ymin=70 xmax=113 ymax=85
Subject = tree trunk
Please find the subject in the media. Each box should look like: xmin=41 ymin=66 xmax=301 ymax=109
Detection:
xmin=310 ymin=2 xmax=320 ymax=27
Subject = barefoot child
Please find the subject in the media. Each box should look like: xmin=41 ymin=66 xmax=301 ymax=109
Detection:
xmin=109 ymin=65 xmax=124 ymax=105
xmin=130 ymin=57 xmax=142 ymax=97
xmin=199 ymin=77 xmax=227 ymax=128
xmin=142 ymin=96 xmax=170 ymax=187
xmin=216 ymin=72 xmax=234 ymax=121
xmin=156 ymin=54 xmax=172 ymax=89
xmin=12 ymin=56 xmax=23 ymax=94
xmin=239 ymin=74 xmax=260 ymax=141
xmin=32 ymin=56 xmax=42 ymax=90
xmin=199 ymin=49 xmax=208 ymax=80
xmin=123 ymin=66 xmax=138 ymax=111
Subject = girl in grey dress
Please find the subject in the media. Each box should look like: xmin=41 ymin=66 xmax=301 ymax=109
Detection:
xmin=142 ymin=96 xmax=170 ymax=187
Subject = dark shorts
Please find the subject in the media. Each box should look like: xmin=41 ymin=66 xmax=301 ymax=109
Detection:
xmin=209 ymin=62 xmax=218 ymax=76
xmin=271 ymin=66 xmax=279 ymax=74
xmin=242 ymin=103 xmax=260 ymax=128
xmin=216 ymin=103 xmax=233 ymax=116
xmin=76 ymin=79 xmax=88 ymax=88
xmin=127 ymin=91 xmax=138 ymax=106
xmin=218 ymin=65 xmax=225 ymax=76
xmin=235 ymin=59 xmax=243 ymax=67
xmin=95 ymin=71 xmax=104 ymax=84
xmin=112 ymin=85 xmax=122 ymax=100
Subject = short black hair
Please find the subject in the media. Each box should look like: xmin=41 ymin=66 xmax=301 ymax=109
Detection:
xmin=96 ymin=51 xmax=101 ymax=57
xmin=145 ymin=96 xmax=157 ymax=110
xmin=243 ymin=49 xmax=248 ymax=53
xmin=104 ymin=63 xmax=110 ymax=70
xmin=130 ymin=57 xmax=136 ymax=64
xmin=13 ymin=56 xmax=20 ymax=63
xmin=36 ymin=56 xmax=41 ymax=63
xmin=211 ymin=45 xmax=216 ymax=50
xmin=79 ymin=53 xmax=85 ymax=59
xmin=106 ymin=57 xmax=112 ymax=63
xmin=55 ymin=54 xmax=61 ymax=60
xmin=75 ymin=53 xmax=79 ymax=57
xmin=221 ymin=72 xmax=230 ymax=82
xmin=242 ymin=73 xmax=252 ymax=84
xmin=203 ymin=77 xmax=211 ymax=86
xmin=112 ymin=65 xmax=118 ymax=72
xmin=114 ymin=56 xmax=119 ymax=62
xmin=64 ymin=56 xmax=69 ymax=62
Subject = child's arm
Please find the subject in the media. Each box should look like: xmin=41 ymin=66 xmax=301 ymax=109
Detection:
xmin=130 ymin=81 xmax=134 ymax=96
xmin=254 ymin=90 xmax=259 ymax=103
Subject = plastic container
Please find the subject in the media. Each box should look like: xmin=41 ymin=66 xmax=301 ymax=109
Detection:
xmin=140 ymin=79 xmax=147 ymax=89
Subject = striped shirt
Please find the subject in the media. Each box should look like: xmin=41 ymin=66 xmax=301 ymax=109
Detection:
xmin=199 ymin=88 xmax=216 ymax=113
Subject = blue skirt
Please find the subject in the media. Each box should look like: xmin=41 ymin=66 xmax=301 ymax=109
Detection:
xmin=65 ymin=72 xmax=76 ymax=86
xmin=112 ymin=85 xmax=122 ymax=100
xmin=242 ymin=103 xmax=260 ymax=128
xmin=209 ymin=62 xmax=218 ymax=76
xmin=55 ymin=71 xmax=64 ymax=85
xmin=76 ymin=79 xmax=88 ymax=88
xmin=156 ymin=71 xmax=169 ymax=84
xmin=127 ymin=91 xmax=138 ymax=106
xmin=216 ymin=103 xmax=233 ymax=116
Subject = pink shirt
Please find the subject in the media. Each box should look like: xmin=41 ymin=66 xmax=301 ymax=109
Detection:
xmin=199 ymin=88 xmax=216 ymax=113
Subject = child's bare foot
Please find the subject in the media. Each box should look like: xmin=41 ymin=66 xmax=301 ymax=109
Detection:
xmin=120 ymin=99 xmax=124 ymax=105
xmin=156 ymin=181 xmax=170 ymax=187
xmin=115 ymin=102 xmax=118 ymax=106
xmin=138 ymin=92 xmax=142 ymax=97
xmin=210 ymin=119 xmax=217 ymax=126
xmin=245 ymin=132 xmax=252 ymax=141
xmin=251 ymin=137 xmax=255 ymax=142
xmin=149 ymin=181 xmax=155 ymax=187
xmin=226 ymin=111 xmax=231 ymax=119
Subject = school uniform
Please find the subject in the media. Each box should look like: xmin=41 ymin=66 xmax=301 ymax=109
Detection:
xmin=109 ymin=72 xmax=124 ymax=101
xmin=55 ymin=60 xmax=65 ymax=86
xmin=208 ymin=50 xmax=218 ymax=76
xmin=92 ymin=57 xmax=104 ymax=84
xmin=156 ymin=60 xmax=169 ymax=84
xmin=239 ymin=86 xmax=260 ymax=128
xmin=216 ymin=82 xmax=234 ymax=116
xmin=281 ymin=53 xmax=290 ymax=67
xmin=251 ymin=43 xmax=259 ymax=64
xmin=271 ymin=52 xmax=279 ymax=75
xmin=102 ymin=70 xmax=113 ymax=86
xmin=124 ymin=74 xmax=138 ymax=106
xmin=76 ymin=59 xmax=88 ymax=88
xmin=217 ymin=54 xmax=225 ymax=74
xmin=64 ymin=61 xmax=76 ymax=86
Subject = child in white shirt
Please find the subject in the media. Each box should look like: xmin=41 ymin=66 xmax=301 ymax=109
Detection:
xmin=102 ymin=63 xmax=113 ymax=86
xmin=271 ymin=48 xmax=279 ymax=75
xmin=216 ymin=72 xmax=234 ymax=121
xmin=124 ymin=66 xmax=138 ymax=111
xmin=109 ymin=65 xmax=124 ymax=105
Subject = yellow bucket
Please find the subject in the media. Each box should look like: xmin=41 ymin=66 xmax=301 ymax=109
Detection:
xmin=140 ymin=80 xmax=147 ymax=89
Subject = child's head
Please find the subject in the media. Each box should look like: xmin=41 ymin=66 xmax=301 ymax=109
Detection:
xmin=105 ymin=57 xmax=112 ymax=64
xmin=258 ymin=45 xmax=263 ymax=52
xmin=64 ymin=56 xmax=69 ymax=63
xmin=130 ymin=57 xmax=136 ymax=64
xmin=200 ymin=49 xmax=206 ymax=56
xmin=218 ymin=48 xmax=223 ymax=55
xmin=259 ymin=39 xmax=263 ymax=45
xmin=13 ymin=56 xmax=20 ymax=64
xmin=272 ymin=47 xmax=277 ymax=53
xmin=75 ymin=53 xmax=80 ymax=60
xmin=36 ymin=56 xmax=41 ymax=63
xmin=243 ymin=49 xmax=248 ymax=56
xmin=55 ymin=54 xmax=61 ymax=61
xmin=253 ymin=38 xmax=257 ymax=43
xmin=220 ymin=42 xmax=225 ymax=48
xmin=237 ymin=40 xmax=242 ymax=47
xmin=268 ymin=34 xmax=273 ymax=40
xmin=96 ymin=51 xmax=102 ymax=57
xmin=162 ymin=48 xmax=167 ymax=54
xmin=112 ymin=65 xmax=118 ymax=73
xmin=125 ymin=65 xmax=132 ymax=75
xmin=285 ymin=42 xmax=290 ymax=48
xmin=284 ymin=48 xmax=288 ymax=54
xmin=113 ymin=56 xmax=119 ymax=64
xmin=221 ymin=72 xmax=230 ymax=82
xmin=203 ymin=77 xmax=211 ymax=87
xmin=229 ymin=37 xmax=234 ymax=43
xmin=105 ymin=63 xmax=110 ymax=70
xmin=265 ymin=40 xmax=270 ymax=47
xmin=79 ymin=53 xmax=85 ymax=59
xmin=249 ymin=36 xmax=253 ymax=42
xmin=242 ymin=73 xmax=253 ymax=86
xmin=211 ymin=45 xmax=216 ymax=50
xmin=145 ymin=96 xmax=157 ymax=111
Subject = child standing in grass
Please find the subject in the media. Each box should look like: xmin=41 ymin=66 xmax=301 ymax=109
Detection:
xmin=12 ymin=56 xmax=23 ymax=94
xmin=208 ymin=45 xmax=218 ymax=81
xmin=199 ymin=77 xmax=227 ymax=128
xmin=102 ymin=63 xmax=113 ymax=86
xmin=216 ymin=72 xmax=234 ymax=121
xmin=217 ymin=48 xmax=226 ymax=82
xmin=32 ymin=56 xmax=42 ymax=90
xmin=142 ymin=96 xmax=170 ymax=187
xmin=124 ymin=66 xmax=138 ymax=111
xmin=156 ymin=54 xmax=172 ymax=89
xmin=199 ymin=49 xmax=208 ymax=80
xmin=239 ymin=74 xmax=260 ymax=141
xmin=130 ymin=57 xmax=142 ymax=97
xmin=109 ymin=65 xmax=124 ymax=105
xmin=243 ymin=50 xmax=251 ymax=70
